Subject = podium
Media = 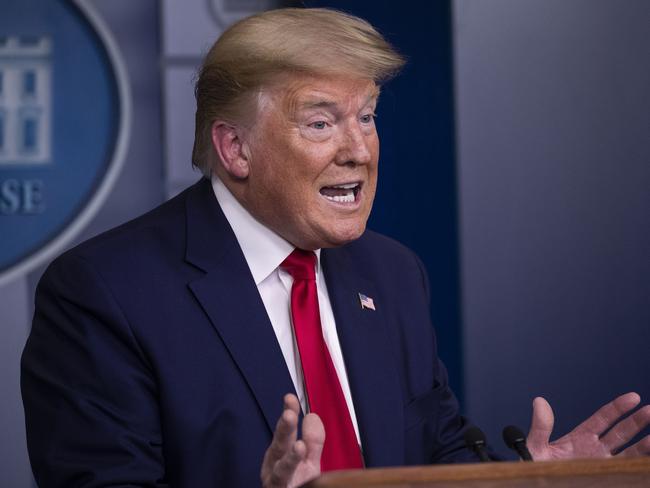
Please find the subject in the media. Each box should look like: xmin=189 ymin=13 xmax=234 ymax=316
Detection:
xmin=304 ymin=456 xmax=650 ymax=487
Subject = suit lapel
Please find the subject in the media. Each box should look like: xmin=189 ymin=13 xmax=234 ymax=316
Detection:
xmin=184 ymin=180 xmax=295 ymax=434
xmin=322 ymin=246 xmax=404 ymax=467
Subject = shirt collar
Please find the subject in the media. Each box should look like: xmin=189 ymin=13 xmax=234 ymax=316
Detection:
xmin=212 ymin=176 xmax=321 ymax=284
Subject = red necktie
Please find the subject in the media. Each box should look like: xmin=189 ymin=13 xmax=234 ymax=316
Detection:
xmin=281 ymin=249 xmax=363 ymax=471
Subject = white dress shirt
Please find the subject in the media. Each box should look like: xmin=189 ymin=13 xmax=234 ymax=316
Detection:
xmin=212 ymin=176 xmax=361 ymax=444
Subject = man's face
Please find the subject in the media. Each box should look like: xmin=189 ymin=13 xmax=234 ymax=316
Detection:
xmin=241 ymin=75 xmax=380 ymax=250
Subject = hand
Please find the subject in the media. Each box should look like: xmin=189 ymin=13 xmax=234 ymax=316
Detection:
xmin=261 ymin=394 xmax=325 ymax=488
xmin=526 ymin=392 xmax=650 ymax=461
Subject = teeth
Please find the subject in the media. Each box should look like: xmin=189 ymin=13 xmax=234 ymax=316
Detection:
xmin=324 ymin=192 xmax=355 ymax=203
xmin=331 ymin=183 xmax=358 ymax=189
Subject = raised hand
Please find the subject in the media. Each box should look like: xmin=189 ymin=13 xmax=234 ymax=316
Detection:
xmin=526 ymin=392 xmax=650 ymax=461
xmin=261 ymin=394 xmax=325 ymax=488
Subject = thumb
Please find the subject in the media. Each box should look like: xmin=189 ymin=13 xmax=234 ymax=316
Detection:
xmin=302 ymin=413 xmax=325 ymax=468
xmin=527 ymin=396 xmax=555 ymax=448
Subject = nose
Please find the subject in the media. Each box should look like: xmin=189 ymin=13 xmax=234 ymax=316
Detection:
xmin=336 ymin=121 xmax=374 ymax=167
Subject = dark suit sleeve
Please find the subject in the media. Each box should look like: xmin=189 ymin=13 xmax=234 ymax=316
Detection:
xmin=21 ymin=253 xmax=168 ymax=487
xmin=410 ymin=252 xmax=500 ymax=464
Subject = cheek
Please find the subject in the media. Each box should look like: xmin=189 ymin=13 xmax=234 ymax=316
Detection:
xmin=370 ymin=137 xmax=380 ymax=163
xmin=288 ymin=153 xmax=334 ymax=190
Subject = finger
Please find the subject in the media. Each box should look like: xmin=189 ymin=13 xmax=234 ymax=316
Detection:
xmin=268 ymin=440 xmax=306 ymax=487
xmin=601 ymin=405 xmax=650 ymax=453
xmin=616 ymin=434 xmax=650 ymax=458
xmin=302 ymin=413 xmax=325 ymax=467
xmin=283 ymin=393 xmax=301 ymax=416
xmin=527 ymin=397 xmax=554 ymax=448
xmin=265 ymin=397 xmax=300 ymax=465
xmin=574 ymin=392 xmax=641 ymax=437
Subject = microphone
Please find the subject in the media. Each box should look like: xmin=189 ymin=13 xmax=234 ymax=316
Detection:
xmin=502 ymin=425 xmax=533 ymax=461
xmin=464 ymin=426 xmax=491 ymax=462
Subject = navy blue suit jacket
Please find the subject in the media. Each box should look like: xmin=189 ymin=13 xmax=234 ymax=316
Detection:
xmin=22 ymin=178 xmax=478 ymax=487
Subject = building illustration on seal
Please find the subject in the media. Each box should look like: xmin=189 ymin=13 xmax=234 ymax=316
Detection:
xmin=0 ymin=36 xmax=52 ymax=165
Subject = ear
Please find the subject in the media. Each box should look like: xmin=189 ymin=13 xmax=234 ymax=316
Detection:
xmin=211 ymin=121 xmax=250 ymax=179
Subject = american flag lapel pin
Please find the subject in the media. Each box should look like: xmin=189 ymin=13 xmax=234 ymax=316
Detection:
xmin=358 ymin=293 xmax=376 ymax=311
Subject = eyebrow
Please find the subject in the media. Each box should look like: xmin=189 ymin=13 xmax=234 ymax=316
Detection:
xmin=298 ymin=99 xmax=338 ymax=110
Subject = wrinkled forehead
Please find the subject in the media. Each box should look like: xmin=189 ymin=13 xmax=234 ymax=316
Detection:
xmin=261 ymin=73 xmax=381 ymax=118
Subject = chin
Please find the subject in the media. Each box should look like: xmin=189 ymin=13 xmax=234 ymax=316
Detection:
xmin=321 ymin=223 xmax=366 ymax=248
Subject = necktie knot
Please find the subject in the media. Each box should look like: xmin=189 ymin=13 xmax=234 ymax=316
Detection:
xmin=281 ymin=248 xmax=317 ymax=281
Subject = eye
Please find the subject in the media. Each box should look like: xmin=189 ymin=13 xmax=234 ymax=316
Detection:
xmin=360 ymin=113 xmax=376 ymax=124
xmin=309 ymin=121 xmax=328 ymax=130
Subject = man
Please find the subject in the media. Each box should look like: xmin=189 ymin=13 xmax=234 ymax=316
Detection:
xmin=21 ymin=8 xmax=649 ymax=488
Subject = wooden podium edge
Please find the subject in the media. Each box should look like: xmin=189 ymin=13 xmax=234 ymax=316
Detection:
xmin=304 ymin=456 xmax=650 ymax=487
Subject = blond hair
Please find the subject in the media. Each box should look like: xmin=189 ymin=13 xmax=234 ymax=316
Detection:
xmin=191 ymin=8 xmax=405 ymax=175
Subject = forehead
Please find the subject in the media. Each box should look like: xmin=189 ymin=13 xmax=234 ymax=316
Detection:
xmin=266 ymin=74 xmax=380 ymax=115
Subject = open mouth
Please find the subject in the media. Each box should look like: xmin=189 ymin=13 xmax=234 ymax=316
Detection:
xmin=319 ymin=182 xmax=361 ymax=204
